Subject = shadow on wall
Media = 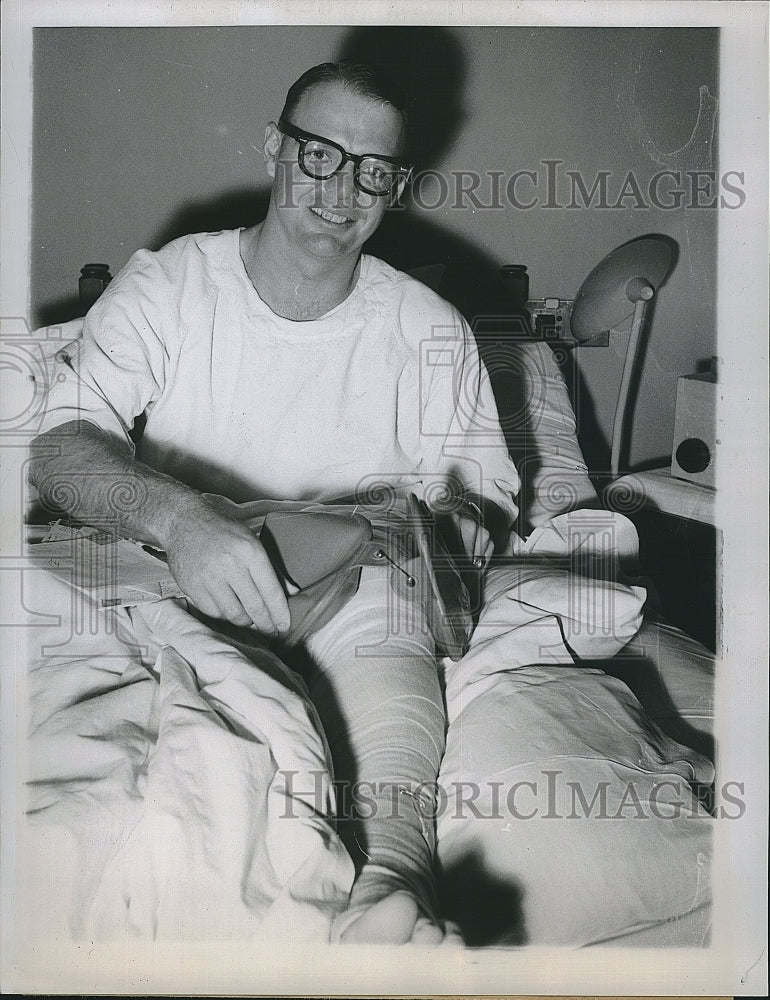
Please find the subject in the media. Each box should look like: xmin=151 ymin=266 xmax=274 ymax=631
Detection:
xmin=337 ymin=27 xmax=605 ymax=468
xmin=338 ymin=27 xmax=507 ymax=295
xmin=36 ymin=186 xmax=273 ymax=329
xmin=152 ymin=186 xmax=271 ymax=253
xmin=339 ymin=25 xmax=468 ymax=172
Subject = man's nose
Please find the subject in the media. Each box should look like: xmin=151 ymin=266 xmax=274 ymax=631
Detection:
xmin=326 ymin=161 xmax=358 ymax=205
xmin=326 ymin=161 xmax=378 ymax=211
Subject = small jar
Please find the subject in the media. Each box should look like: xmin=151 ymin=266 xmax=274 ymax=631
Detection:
xmin=79 ymin=263 xmax=112 ymax=308
xmin=499 ymin=264 xmax=529 ymax=311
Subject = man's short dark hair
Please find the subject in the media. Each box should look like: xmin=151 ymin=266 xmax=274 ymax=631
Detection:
xmin=280 ymin=61 xmax=409 ymax=125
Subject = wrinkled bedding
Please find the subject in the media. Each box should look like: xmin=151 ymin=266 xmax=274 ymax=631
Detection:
xmin=21 ymin=577 xmax=354 ymax=942
xmin=16 ymin=510 xmax=715 ymax=947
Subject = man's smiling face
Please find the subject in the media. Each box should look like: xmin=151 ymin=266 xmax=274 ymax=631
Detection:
xmin=264 ymin=81 xmax=406 ymax=263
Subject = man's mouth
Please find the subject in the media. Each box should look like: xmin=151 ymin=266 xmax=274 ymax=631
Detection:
xmin=309 ymin=206 xmax=352 ymax=226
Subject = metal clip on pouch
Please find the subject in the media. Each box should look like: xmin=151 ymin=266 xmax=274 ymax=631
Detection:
xmin=259 ymin=493 xmax=473 ymax=660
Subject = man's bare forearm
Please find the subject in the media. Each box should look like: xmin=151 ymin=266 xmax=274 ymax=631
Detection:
xmin=29 ymin=420 xmax=203 ymax=548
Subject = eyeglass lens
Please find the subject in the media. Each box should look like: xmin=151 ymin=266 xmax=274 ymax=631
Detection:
xmin=300 ymin=140 xmax=400 ymax=194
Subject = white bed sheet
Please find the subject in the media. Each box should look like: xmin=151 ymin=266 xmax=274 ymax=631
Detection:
xmin=14 ymin=509 xmax=715 ymax=949
xmin=19 ymin=568 xmax=353 ymax=943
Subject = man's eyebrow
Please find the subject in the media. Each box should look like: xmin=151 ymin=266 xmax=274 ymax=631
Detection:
xmin=281 ymin=119 xmax=407 ymax=164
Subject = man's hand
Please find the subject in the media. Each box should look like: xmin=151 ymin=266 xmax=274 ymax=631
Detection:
xmin=29 ymin=423 xmax=291 ymax=634
xmin=164 ymin=497 xmax=291 ymax=635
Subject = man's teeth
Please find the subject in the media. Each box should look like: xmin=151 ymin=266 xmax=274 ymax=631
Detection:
xmin=310 ymin=207 xmax=350 ymax=224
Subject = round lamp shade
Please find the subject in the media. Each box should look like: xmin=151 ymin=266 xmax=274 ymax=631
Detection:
xmin=570 ymin=236 xmax=674 ymax=340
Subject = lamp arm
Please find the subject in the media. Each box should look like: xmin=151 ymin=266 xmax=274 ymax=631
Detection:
xmin=610 ymin=296 xmax=650 ymax=479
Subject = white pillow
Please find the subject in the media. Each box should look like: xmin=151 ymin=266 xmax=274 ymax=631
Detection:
xmin=436 ymin=660 xmax=714 ymax=946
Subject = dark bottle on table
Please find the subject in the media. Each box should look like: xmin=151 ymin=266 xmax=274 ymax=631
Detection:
xmin=499 ymin=264 xmax=529 ymax=309
xmin=499 ymin=264 xmax=533 ymax=337
xmin=79 ymin=263 xmax=112 ymax=310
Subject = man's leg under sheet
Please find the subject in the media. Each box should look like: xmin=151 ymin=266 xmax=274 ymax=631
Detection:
xmin=299 ymin=563 xmax=446 ymax=936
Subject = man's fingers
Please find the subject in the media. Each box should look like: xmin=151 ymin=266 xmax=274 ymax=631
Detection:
xmin=165 ymin=514 xmax=291 ymax=632
xmin=244 ymin=546 xmax=291 ymax=633
xmin=227 ymin=569 xmax=284 ymax=635
xmin=194 ymin=576 xmax=281 ymax=634
xmin=202 ymin=582 xmax=255 ymax=629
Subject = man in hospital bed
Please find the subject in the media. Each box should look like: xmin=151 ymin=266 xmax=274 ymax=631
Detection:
xmin=27 ymin=61 xmax=708 ymax=946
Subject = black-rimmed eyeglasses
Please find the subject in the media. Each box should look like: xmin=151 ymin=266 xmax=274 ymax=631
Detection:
xmin=277 ymin=117 xmax=412 ymax=197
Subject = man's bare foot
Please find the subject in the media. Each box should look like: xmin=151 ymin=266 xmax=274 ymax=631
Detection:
xmin=332 ymin=890 xmax=463 ymax=946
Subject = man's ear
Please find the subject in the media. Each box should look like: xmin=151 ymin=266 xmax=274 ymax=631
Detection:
xmin=263 ymin=122 xmax=282 ymax=179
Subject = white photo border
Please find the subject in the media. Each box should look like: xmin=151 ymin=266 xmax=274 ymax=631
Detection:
xmin=1 ymin=1 xmax=767 ymax=995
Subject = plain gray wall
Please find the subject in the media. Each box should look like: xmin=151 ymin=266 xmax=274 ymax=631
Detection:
xmin=32 ymin=25 xmax=719 ymax=471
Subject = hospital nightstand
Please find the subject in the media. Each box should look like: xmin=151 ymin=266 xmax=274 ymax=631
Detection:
xmin=605 ymin=468 xmax=719 ymax=652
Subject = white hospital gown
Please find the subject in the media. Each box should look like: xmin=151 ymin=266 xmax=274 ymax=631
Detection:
xmin=39 ymin=228 xmax=520 ymax=524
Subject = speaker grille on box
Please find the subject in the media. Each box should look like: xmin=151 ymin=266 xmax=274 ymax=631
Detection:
xmin=671 ymin=372 xmax=716 ymax=489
